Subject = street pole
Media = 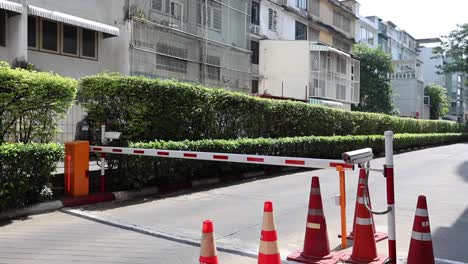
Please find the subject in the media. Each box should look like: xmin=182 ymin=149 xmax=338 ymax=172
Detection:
xmin=385 ymin=131 xmax=396 ymax=263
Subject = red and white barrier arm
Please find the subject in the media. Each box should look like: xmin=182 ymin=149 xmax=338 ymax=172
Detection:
xmin=90 ymin=146 xmax=353 ymax=170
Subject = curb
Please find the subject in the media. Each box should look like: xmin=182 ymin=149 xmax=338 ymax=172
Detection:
xmin=0 ymin=167 xmax=301 ymax=221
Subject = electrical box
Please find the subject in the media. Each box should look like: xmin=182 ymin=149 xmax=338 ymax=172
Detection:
xmin=64 ymin=141 xmax=90 ymax=197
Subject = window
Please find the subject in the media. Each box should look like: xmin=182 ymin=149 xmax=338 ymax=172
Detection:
xmin=170 ymin=1 xmax=183 ymax=20
xmin=197 ymin=0 xmax=222 ymax=31
xmin=81 ymin=29 xmax=97 ymax=59
xmin=28 ymin=16 xmax=38 ymax=49
xmin=0 ymin=11 xmax=5 ymax=47
xmin=268 ymin=9 xmax=278 ymax=32
xmin=41 ymin=19 xmax=59 ymax=52
xmin=361 ymin=27 xmax=367 ymax=40
xmin=157 ymin=55 xmax=187 ymax=73
xmin=152 ymin=0 xmax=170 ymax=13
xmin=310 ymin=0 xmax=320 ymax=17
xmin=333 ymin=11 xmax=351 ymax=33
xmin=251 ymin=1 xmax=260 ymax=26
xmin=309 ymin=28 xmax=319 ymax=42
xmin=252 ymin=80 xmax=259 ymax=93
xmin=62 ymin=24 xmax=79 ymax=56
xmin=206 ymin=55 xmax=220 ymax=80
xmin=295 ymin=21 xmax=307 ymax=40
xmin=368 ymin=31 xmax=374 ymax=45
xmin=296 ymin=0 xmax=307 ymax=10
xmin=336 ymin=56 xmax=347 ymax=74
xmin=251 ymin=41 xmax=259 ymax=64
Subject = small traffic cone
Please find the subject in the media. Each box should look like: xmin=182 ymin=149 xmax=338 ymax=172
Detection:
xmin=407 ymin=195 xmax=435 ymax=264
xmin=341 ymin=186 xmax=387 ymax=264
xmin=341 ymin=168 xmax=388 ymax=242
xmin=199 ymin=220 xmax=219 ymax=264
xmin=288 ymin=176 xmax=345 ymax=264
xmin=258 ymin=201 xmax=281 ymax=264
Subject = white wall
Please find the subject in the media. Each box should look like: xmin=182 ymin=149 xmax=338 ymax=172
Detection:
xmin=392 ymin=79 xmax=425 ymax=118
xmin=259 ymin=1 xmax=308 ymax=41
xmin=419 ymin=47 xmax=445 ymax=86
xmin=259 ymin=40 xmax=309 ymax=100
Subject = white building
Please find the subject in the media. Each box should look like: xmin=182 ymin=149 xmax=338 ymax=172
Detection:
xmin=355 ymin=4 xmax=377 ymax=48
xmin=251 ymin=0 xmax=360 ymax=110
xmin=419 ymin=39 xmax=468 ymax=121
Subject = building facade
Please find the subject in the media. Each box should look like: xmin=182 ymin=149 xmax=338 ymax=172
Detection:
xmin=372 ymin=17 xmax=428 ymax=119
xmin=355 ymin=4 xmax=377 ymax=48
xmin=251 ymin=0 xmax=360 ymax=110
xmin=419 ymin=40 xmax=468 ymax=122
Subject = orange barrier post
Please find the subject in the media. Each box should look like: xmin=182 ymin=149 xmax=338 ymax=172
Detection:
xmin=64 ymin=141 xmax=90 ymax=197
xmin=341 ymin=186 xmax=387 ymax=264
xmin=287 ymin=177 xmax=345 ymax=264
xmin=407 ymin=195 xmax=435 ymax=264
xmin=199 ymin=220 xmax=219 ymax=264
xmin=258 ymin=201 xmax=281 ymax=264
xmin=338 ymin=166 xmax=347 ymax=249
xmin=342 ymin=168 xmax=388 ymax=242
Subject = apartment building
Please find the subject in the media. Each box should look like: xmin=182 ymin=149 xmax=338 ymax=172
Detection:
xmin=373 ymin=18 xmax=428 ymax=119
xmin=419 ymin=39 xmax=468 ymax=122
xmin=250 ymin=0 xmax=360 ymax=110
xmin=0 ymin=0 xmax=252 ymax=141
xmin=356 ymin=12 xmax=377 ymax=48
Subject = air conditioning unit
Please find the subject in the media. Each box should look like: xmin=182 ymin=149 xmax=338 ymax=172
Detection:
xmin=250 ymin=25 xmax=261 ymax=35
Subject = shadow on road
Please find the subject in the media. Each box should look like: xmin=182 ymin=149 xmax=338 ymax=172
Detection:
xmin=457 ymin=160 xmax=468 ymax=182
xmin=432 ymin=206 xmax=468 ymax=262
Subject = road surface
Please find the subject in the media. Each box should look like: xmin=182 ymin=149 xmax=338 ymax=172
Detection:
xmin=0 ymin=143 xmax=467 ymax=264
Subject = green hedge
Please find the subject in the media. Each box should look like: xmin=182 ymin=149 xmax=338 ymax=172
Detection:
xmin=0 ymin=62 xmax=77 ymax=143
xmin=103 ymin=133 xmax=468 ymax=190
xmin=0 ymin=143 xmax=63 ymax=211
xmin=80 ymin=74 xmax=466 ymax=143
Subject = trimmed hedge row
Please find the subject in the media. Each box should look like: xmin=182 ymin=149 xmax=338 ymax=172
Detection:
xmin=80 ymin=74 xmax=466 ymax=143
xmin=103 ymin=133 xmax=468 ymax=190
xmin=0 ymin=143 xmax=63 ymax=211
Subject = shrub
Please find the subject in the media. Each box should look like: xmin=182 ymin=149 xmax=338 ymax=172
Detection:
xmin=79 ymin=74 xmax=466 ymax=143
xmin=0 ymin=143 xmax=63 ymax=211
xmin=103 ymin=133 xmax=468 ymax=190
xmin=0 ymin=62 xmax=77 ymax=143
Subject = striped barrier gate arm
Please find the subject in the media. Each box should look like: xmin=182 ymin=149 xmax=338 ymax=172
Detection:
xmin=90 ymin=146 xmax=354 ymax=170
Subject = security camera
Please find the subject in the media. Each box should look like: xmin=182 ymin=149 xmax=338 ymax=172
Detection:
xmin=342 ymin=148 xmax=374 ymax=165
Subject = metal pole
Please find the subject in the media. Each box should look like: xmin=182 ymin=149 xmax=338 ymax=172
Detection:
xmin=337 ymin=165 xmax=347 ymax=249
xmin=385 ymin=131 xmax=396 ymax=263
xmin=100 ymin=125 xmax=106 ymax=193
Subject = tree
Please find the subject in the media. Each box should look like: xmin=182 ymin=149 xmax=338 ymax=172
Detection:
xmin=352 ymin=43 xmax=395 ymax=114
xmin=433 ymin=24 xmax=468 ymax=74
xmin=425 ymin=84 xmax=449 ymax=120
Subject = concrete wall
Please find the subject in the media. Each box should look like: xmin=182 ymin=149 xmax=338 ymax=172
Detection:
xmin=420 ymin=47 xmax=445 ymax=86
xmin=259 ymin=40 xmax=309 ymax=100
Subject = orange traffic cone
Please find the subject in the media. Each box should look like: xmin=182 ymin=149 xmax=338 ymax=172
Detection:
xmin=407 ymin=195 xmax=435 ymax=264
xmin=288 ymin=176 xmax=345 ymax=264
xmin=258 ymin=201 xmax=281 ymax=264
xmin=341 ymin=186 xmax=387 ymax=264
xmin=199 ymin=220 xmax=219 ymax=264
xmin=343 ymin=168 xmax=388 ymax=242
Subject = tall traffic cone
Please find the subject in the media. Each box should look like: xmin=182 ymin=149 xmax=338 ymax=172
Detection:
xmin=342 ymin=168 xmax=388 ymax=242
xmin=258 ymin=201 xmax=281 ymax=264
xmin=341 ymin=186 xmax=387 ymax=264
xmin=199 ymin=220 xmax=219 ymax=264
xmin=407 ymin=195 xmax=435 ymax=264
xmin=288 ymin=176 xmax=346 ymax=264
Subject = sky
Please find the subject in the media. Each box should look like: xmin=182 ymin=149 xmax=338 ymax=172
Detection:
xmin=357 ymin=0 xmax=468 ymax=39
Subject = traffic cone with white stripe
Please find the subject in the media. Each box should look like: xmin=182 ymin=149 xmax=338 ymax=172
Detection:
xmin=287 ymin=176 xmax=345 ymax=264
xmin=342 ymin=168 xmax=388 ymax=242
xmin=199 ymin=220 xmax=219 ymax=264
xmin=258 ymin=201 xmax=281 ymax=264
xmin=407 ymin=195 xmax=435 ymax=264
xmin=341 ymin=186 xmax=387 ymax=264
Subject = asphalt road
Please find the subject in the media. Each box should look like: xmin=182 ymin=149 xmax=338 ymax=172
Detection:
xmin=0 ymin=143 xmax=467 ymax=264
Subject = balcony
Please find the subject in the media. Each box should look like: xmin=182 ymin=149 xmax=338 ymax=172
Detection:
xmin=390 ymin=59 xmax=423 ymax=81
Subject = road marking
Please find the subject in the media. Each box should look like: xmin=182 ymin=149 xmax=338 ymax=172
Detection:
xmin=61 ymin=208 xmax=258 ymax=259
xmin=435 ymin=258 xmax=468 ymax=264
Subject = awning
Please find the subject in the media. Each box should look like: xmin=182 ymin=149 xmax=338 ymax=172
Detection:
xmin=310 ymin=44 xmax=351 ymax=58
xmin=28 ymin=5 xmax=119 ymax=36
xmin=0 ymin=0 xmax=23 ymax=13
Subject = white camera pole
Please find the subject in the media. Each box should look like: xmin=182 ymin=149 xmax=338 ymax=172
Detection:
xmin=385 ymin=131 xmax=396 ymax=263
xmin=100 ymin=125 xmax=106 ymax=192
